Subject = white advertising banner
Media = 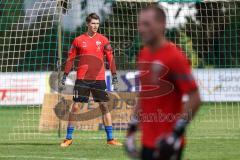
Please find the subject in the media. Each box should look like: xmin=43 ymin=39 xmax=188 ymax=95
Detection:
xmin=116 ymin=69 xmax=240 ymax=102
xmin=109 ymin=69 xmax=240 ymax=102
xmin=1 ymin=69 xmax=240 ymax=105
xmin=193 ymin=69 xmax=240 ymax=102
xmin=0 ymin=72 xmax=47 ymax=105
xmin=108 ymin=69 xmax=240 ymax=102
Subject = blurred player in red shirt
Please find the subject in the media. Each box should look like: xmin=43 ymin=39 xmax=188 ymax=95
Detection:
xmin=125 ymin=5 xmax=201 ymax=160
xmin=60 ymin=13 xmax=122 ymax=147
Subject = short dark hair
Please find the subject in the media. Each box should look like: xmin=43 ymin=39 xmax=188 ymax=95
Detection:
xmin=86 ymin=13 xmax=100 ymax=23
xmin=141 ymin=4 xmax=166 ymax=24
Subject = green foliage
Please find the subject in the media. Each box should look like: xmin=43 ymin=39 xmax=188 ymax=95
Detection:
xmin=185 ymin=1 xmax=240 ymax=68
xmin=1 ymin=0 xmax=240 ymax=71
xmin=0 ymin=0 xmax=58 ymax=72
xmin=99 ymin=1 xmax=153 ymax=70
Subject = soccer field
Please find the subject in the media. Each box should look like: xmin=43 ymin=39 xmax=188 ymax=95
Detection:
xmin=1 ymin=0 xmax=240 ymax=159
xmin=0 ymin=104 xmax=240 ymax=160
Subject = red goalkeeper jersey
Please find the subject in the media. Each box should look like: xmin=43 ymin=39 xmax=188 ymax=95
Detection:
xmin=137 ymin=41 xmax=198 ymax=149
xmin=64 ymin=33 xmax=116 ymax=80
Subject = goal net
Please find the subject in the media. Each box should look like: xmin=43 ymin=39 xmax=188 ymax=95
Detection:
xmin=0 ymin=0 xmax=240 ymax=142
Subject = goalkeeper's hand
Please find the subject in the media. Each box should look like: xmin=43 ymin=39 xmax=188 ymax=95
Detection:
xmin=59 ymin=73 xmax=67 ymax=91
xmin=112 ymin=73 xmax=118 ymax=91
xmin=124 ymin=118 xmax=139 ymax=159
xmin=154 ymin=119 xmax=188 ymax=160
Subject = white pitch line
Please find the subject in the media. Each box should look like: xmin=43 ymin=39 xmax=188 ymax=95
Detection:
xmin=0 ymin=155 xmax=113 ymax=160
xmin=7 ymin=135 xmax=240 ymax=141
xmin=8 ymin=134 xmax=126 ymax=140
xmin=188 ymin=136 xmax=240 ymax=140
xmin=0 ymin=155 xmax=86 ymax=160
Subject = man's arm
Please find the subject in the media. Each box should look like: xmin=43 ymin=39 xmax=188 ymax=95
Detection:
xmin=103 ymin=38 xmax=118 ymax=90
xmin=64 ymin=39 xmax=77 ymax=75
xmin=168 ymin=50 xmax=201 ymax=130
xmin=171 ymin=88 xmax=201 ymax=138
xmin=60 ymin=39 xmax=77 ymax=88
xmin=183 ymin=89 xmax=201 ymax=122
xmin=155 ymin=51 xmax=201 ymax=160
xmin=125 ymin=98 xmax=140 ymax=158
xmin=104 ymin=43 xmax=116 ymax=74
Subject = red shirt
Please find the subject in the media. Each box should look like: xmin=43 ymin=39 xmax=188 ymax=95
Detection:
xmin=137 ymin=42 xmax=198 ymax=148
xmin=64 ymin=33 xmax=116 ymax=80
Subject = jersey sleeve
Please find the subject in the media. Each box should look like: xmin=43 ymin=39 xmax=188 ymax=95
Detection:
xmin=170 ymin=49 xmax=198 ymax=94
xmin=64 ymin=38 xmax=78 ymax=74
xmin=103 ymin=37 xmax=116 ymax=74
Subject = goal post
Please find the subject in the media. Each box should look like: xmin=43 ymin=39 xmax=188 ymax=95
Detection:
xmin=0 ymin=0 xmax=240 ymax=141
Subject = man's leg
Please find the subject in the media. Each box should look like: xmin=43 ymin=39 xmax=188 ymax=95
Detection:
xmin=92 ymin=80 xmax=122 ymax=145
xmin=60 ymin=102 xmax=83 ymax=147
xmin=99 ymin=102 xmax=113 ymax=141
xmin=98 ymin=102 xmax=122 ymax=146
xmin=65 ymin=102 xmax=82 ymax=139
xmin=61 ymin=80 xmax=90 ymax=147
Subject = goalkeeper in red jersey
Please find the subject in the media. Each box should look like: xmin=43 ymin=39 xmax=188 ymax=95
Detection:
xmin=125 ymin=5 xmax=201 ymax=160
xmin=60 ymin=13 xmax=122 ymax=147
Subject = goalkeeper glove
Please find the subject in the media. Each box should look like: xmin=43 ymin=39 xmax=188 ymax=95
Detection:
xmin=125 ymin=117 xmax=139 ymax=159
xmin=154 ymin=119 xmax=188 ymax=160
xmin=59 ymin=72 xmax=67 ymax=91
xmin=112 ymin=73 xmax=118 ymax=91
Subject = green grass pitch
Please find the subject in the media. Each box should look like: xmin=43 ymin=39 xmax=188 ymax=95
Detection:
xmin=0 ymin=103 xmax=240 ymax=160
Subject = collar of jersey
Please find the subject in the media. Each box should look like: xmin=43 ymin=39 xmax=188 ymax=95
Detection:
xmin=86 ymin=32 xmax=97 ymax=38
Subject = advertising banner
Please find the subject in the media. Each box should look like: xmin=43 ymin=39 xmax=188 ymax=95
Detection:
xmin=194 ymin=69 xmax=240 ymax=102
xmin=1 ymin=69 xmax=240 ymax=105
xmin=0 ymin=72 xmax=47 ymax=105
